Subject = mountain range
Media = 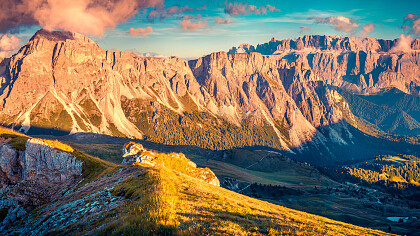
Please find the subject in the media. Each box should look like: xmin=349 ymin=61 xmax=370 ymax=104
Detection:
xmin=0 ymin=30 xmax=419 ymax=165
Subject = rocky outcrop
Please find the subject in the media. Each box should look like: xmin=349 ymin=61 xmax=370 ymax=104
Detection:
xmin=0 ymin=139 xmax=82 ymax=187
xmin=1 ymin=164 xmax=131 ymax=236
xmin=122 ymin=142 xmax=220 ymax=186
xmin=122 ymin=142 xmax=155 ymax=166
xmin=228 ymin=35 xmax=420 ymax=95
xmin=0 ymin=137 xmax=83 ymax=228
xmin=22 ymin=139 xmax=82 ymax=184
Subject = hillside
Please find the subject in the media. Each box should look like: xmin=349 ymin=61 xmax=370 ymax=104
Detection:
xmin=0 ymin=128 xmax=393 ymax=235
xmin=26 ymin=132 xmax=420 ymax=235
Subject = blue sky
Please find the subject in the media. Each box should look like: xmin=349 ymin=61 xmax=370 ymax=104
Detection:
xmin=13 ymin=0 xmax=420 ymax=60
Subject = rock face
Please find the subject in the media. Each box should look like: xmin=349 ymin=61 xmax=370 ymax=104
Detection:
xmin=0 ymin=137 xmax=83 ymax=229
xmin=122 ymin=142 xmax=220 ymax=186
xmin=228 ymin=35 xmax=420 ymax=95
xmin=1 ymin=164 xmax=131 ymax=236
xmin=0 ymin=139 xmax=82 ymax=187
xmin=122 ymin=142 xmax=155 ymax=166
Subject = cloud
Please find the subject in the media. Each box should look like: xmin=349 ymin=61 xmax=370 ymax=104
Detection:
xmin=299 ymin=26 xmax=311 ymax=33
xmin=383 ymin=19 xmax=396 ymax=23
xmin=0 ymin=34 xmax=22 ymax=58
xmin=390 ymin=34 xmax=413 ymax=53
xmin=267 ymin=5 xmax=281 ymax=13
xmin=127 ymin=51 xmax=166 ymax=58
xmin=360 ymin=23 xmax=375 ymax=37
xmin=0 ymin=0 xmax=163 ymax=36
xmin=401 ymin=25 xmax=411 ymax=30
xmin=401 ymin=14 xmax=420 ymax=36
xmin=167 ymin=6 xmax=193 ymax=14
xmin=224 ymin=3 xmax=280 ymax=16
xmin=127 ymin=27 xmax=153 ymax=37
xmin=179 ymin=14 xmax=202 ymax=20
xmin=215 ymin=17 xmax=232 ymax=24
xmin=147 ymin=5 xmax=196 ymax=22
xmin=179 ymin=19 xmax=207 ymax=31
xmin=309 ymin=16 xmax=359 ymax=33
xmin=404 ymin=14 xmax=419 ymax=21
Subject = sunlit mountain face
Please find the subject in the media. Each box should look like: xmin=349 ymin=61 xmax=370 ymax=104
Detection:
xmin=0 ymin=1 xmax=419 ymax=235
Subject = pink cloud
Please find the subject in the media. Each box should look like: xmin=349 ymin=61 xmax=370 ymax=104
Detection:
xmin=309 ymin=16 xmax=359 ymax=33
xmin=404 ymin=14 xmax=419 ymax=21
xmin=390 ymin=34 xmax=414 ymax=53
xmin=360 ymin=23 xmax=375 ymax=37
xmin=401 ymin=14 xmax=420 ymax=36
xmin=215 ymin=17 xmax=232 ymax=24
xmin=224 ymin=3 xmax=280 ymax=16
xmin=0 ymin=0 xmax=163 ymax=36
xmin=127 ymin=27 xmax=153 ymax=37
xmin=147 ymin=5 xmax=197 ymax=22
xmin=267 ymin=5 xmax=281 ymax=13
xmin=167 ymin=6 xmax=194 ymax=15
xmin=299 ymin=26 xmax=311 ymax=33
xmin=0 ymin=34 xmax=22 ymax=58
xmin=180 ymin=14 xmax=202 ymax=20
xmin=401 ymin=25 xmax=411 ymax=30
xmin=179 ymin=19 xmax=207 ymax=31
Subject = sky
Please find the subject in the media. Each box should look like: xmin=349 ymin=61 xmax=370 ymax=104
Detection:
xmin=0 ymin=0 xmax=419 ymax=60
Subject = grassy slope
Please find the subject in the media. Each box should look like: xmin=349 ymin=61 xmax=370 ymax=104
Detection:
xmin=95 ymin=164 xmax=390 ymax=236
xmin=0 ymin=128 xmax=392 ymax=235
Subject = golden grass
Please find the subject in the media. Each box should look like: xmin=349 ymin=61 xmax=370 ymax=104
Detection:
xmin=171 ymin=170 xmax=391 ymax=236
xmin=0 ymin=127 xmax=29 ymax=136
xmin=99 ymin=161 xmax=392 ymax=236
xmin=106 ymin=166 xmax=179 ymax=235
xmin=0 ymin=127 xmax=31 ymax=150
xmin=37 ymin=139 xmax=75 ymax=152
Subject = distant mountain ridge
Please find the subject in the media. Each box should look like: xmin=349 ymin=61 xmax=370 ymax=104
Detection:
xmin=229 ymin=35 xmax=420 ymax=95
xmin=0 ymin=30 xmax=419 ymax=163
xmin=229 ymin=35 xmax=420 ymax=54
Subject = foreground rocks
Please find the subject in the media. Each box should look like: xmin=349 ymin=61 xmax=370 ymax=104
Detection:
xmin=0 ymin=138 xmax=83 ymax=228
xmin=122 ymin=142 xmax=220 ymax=186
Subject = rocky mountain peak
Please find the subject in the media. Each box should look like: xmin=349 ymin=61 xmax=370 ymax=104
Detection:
xmin=29 ymin=29 xmax=95 ymax=44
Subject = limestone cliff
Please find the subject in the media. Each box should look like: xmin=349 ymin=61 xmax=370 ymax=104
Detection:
xmin=229 ymin=35 xmax=420 ymax=95
xmin=0 ymin=135 xmax=83 ymax=229
xmin=0 ymin=139 xmax=82 ymax=187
